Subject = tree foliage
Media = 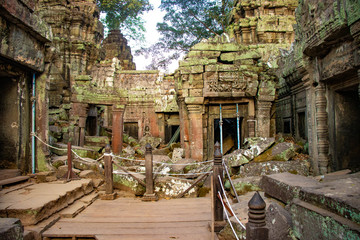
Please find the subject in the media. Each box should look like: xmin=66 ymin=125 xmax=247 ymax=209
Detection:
xmin=136 ymin=0 xmax=234 ymax=71
xmin=97 ymin=0 xmax=153 ymax=41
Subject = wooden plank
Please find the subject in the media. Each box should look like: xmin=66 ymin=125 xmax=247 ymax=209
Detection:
xmin=43 ymin=222 xmax=211 ymax=236
xmin=95 ymin=233 xmax=213 ymax=240
xmin=44 ymin=197 xmax=213 ymax=239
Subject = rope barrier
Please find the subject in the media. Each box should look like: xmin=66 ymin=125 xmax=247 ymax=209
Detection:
xmin=218 ymin=175 xmax=246 ymax=230
xmin=153 ymin=171 xmax=213 ymax=176
xmin=111 ymin=152 xmax=214 ymax=166
xmin=217 ymin=191 xmax=240 ymax=240
xmin=32 ymin=132 xmax=104 ymax=163
xmin=31 ymin=133 xmax=68 ymax=151
xmin=71 ymin=149 xmax=104 ymax=163
xmin=113 ymin=170 xmax=213 ymax=176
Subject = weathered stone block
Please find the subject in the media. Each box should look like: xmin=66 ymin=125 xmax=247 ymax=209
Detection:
xmin=290 ymin=199 xmax=360 ymax=240
xmin=179 ymin=58 xmax=217 ymax=67
xmin=191 ymin=42 xmax=246 ymax=52
xmin=187 ymin=50 xmax=221 ymax=58
xmin=260 ymin=172 xmax=319 ymax=204
xmin=219 ymin=72 xmax=240 ymax=82
xmin=0 ymin=218 xmax=23 ymax=240
xmin=253 ymin=142 xmax=299 ymax=162
xmin=220 ymin=50 xmax=260 ymax=62
xmin=299 ymin=176 xmax=360 ymax=224
xmin=155 ymin=176 xmax=197 ymax=198
xmin=266 ymin=202 xmax=292 ymax=240
xmin=189 ymin=89 xmax=203 ymax=97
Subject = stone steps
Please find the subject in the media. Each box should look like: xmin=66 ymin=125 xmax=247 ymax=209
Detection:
xmin=25 ymin=191 xmax=98 ymax=239
xmin=0 ymin=176 xmax=30 ymax=189
xmin=0 ymin=169 xmax=21 ymax=180
xmin=0 ymin=179 xmax=94 ymax=226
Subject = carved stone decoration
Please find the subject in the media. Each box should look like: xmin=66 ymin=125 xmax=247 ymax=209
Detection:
xmin=315 ymin=83 xmax=329 ymax=174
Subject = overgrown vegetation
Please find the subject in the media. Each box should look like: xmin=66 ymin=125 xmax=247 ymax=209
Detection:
xmin=97 ymin=0 xmax=153 ymax=41
xmin=136 ymin=0 xmax=234 ymax=71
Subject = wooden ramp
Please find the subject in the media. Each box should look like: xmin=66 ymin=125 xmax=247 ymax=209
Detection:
xmin=43 ymin=197 xmax=214 ymax=240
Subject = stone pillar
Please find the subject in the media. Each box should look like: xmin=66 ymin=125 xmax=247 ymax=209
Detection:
xmin=187 ymin=104 xmax=203 ymax=161
xmin=242 ymin=27 xmax=251 ymax=44
xmin=112 ymin=105 xmax=125 ymax=154
xmin=256 ymin=101 xmax=272 ymax=137
xmin=251 ymin=26 xmax=257 ymax=43
xmin=142 ymin=143 xmax=158 ymax=201
xmin=315 ymin=83 xmax=329 ymax=174
xmin=178 ymin=97 xmax=191 ymax=158
xmin=78 ymin=116 xmax=86 ymax=147
xmin=303 ymin=74 xmax=320 ymax=175
xmin=70 ymin=103 xmax=87 ymax=146
xmin=248 ymin=99 xmax=256 ymax=137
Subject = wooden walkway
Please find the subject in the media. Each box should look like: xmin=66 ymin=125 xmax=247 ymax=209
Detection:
xmin=43 ymin=197 xmax=215 ymax=240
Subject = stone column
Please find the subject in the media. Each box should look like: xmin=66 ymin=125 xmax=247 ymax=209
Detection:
xmin=142 ymin=144 xmax=158 ymax=201
xmin=112 ymin=105 xmax=125 ymax=154
xmin=248 ymin=99 xmax=256 ymax=137
xmin=256 ymin=101 xmax=272 ymax=137
xmin=78 ymin=116 xmax=86 ymax=147
xmin=70 ymin=103 xmax=87 ymax=146
xmin=315 ymin=83 xmax=329 ymax=174
xmin=187 ymin=104 xmax=203 ymax=161
xmin=178 ymin=97 xmax=191 ymax=158
xmin=303 ymin=74 xmax=320 ymax=175
xmin=251 ymin=26 xmax=257 ymax=43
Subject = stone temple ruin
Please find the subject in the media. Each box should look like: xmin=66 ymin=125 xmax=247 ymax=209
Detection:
xmin=0 ymin=0 xmax=359 ymax=239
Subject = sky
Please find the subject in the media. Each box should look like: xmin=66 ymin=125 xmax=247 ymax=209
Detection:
xmin=127 ymin=0 xmax=180 ymax=73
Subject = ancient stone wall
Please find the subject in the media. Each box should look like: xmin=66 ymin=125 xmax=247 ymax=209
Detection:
xmin=229 ymin=0 xmax=297 ymax=45
xmin=277 ymin=0 xmax=360 ymax=174
xmin=176 ymin=0 xmax=297 ymax=161
xmin=0 ymin=0 xmax=51 ymax=172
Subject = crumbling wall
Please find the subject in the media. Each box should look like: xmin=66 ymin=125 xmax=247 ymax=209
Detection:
xmin=0 ymin=0 xmax=51 ymax=172
xmin=276 ymin=0 xmax=360 ymax=174
xmin=176 ymin=0 xmax=297 ymax=161
xmin=228 ymin=0 xmax=297 ymax=45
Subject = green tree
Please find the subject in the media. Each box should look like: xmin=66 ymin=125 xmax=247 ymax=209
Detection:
xmin=136 ymin=0 xmax=234 ymax=71
xmin=97 ymin=0 xmax=153 ymax=41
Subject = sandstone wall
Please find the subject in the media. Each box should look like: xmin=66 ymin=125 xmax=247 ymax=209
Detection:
xmin=276 ymin=0 xmax=360 ymax=174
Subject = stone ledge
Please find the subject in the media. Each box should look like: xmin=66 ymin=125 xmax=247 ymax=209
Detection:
xmin=290 ymin=199 xmax=360 ymax=240
xmin=260 ymin=172 xmax=320 ymax=204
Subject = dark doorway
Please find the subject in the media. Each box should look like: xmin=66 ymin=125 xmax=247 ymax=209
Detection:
xmin=297 ymin=112 xmax=306 ymax=139
xmin=334 ymin=88 xmax=360 ymax=171
xmin=214 ymin=118 xmax=241 ymax=154
xmin=86 ymin=105 xmax=98 ymax=136
xmin=0 ymin=78 xmax=19 ymax=168
xmin=124 ymin=122 xmax=139 ymax=139
xmin=165 ymin=125 xmax=180 ymax=143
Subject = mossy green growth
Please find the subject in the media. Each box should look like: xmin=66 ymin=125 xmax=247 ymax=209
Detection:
xmin=37 ymin=145 xmax=48 ymax=172
xmin=113 ymin=173 xmax=145 ymax=195
xmin=232 ymin=182 xmax=261 ymax=196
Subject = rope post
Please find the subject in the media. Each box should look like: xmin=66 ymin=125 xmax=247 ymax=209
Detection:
xmin=104 ymin=145 xmax=113 ymax=194
xmin=246 ymin=191 xmax=268 ymax=240
xmin=142 ymin=143 xmax=158 ymax=201
xmin=213 ymin=142 xmax=226 ymax=232
xmin=63 ymin=142 xmax=79 ymax=181
xmin=101 ymin=144 xmax=117 ymax=200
